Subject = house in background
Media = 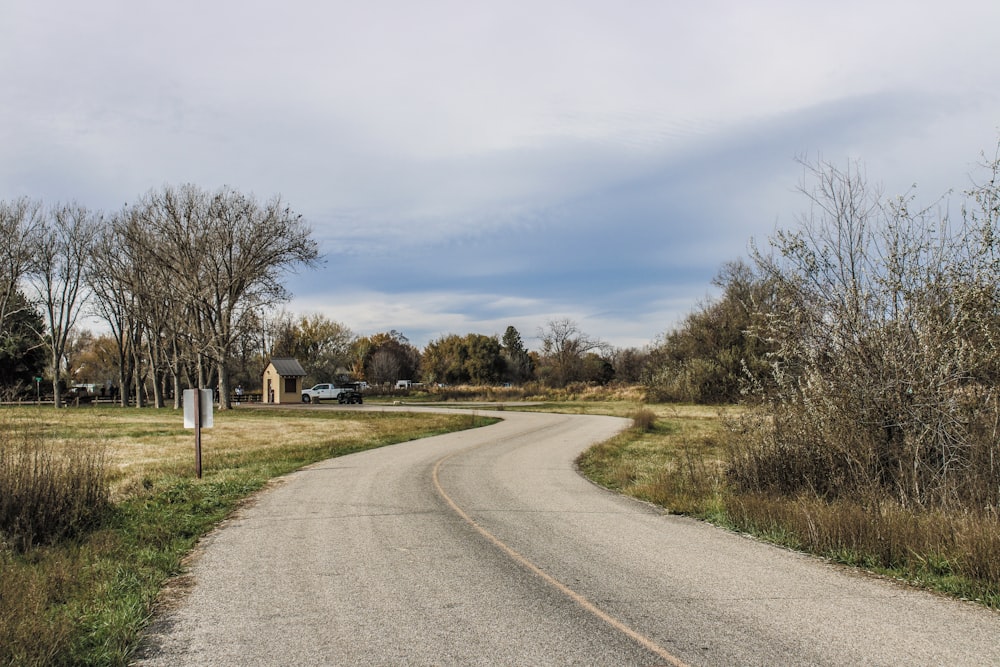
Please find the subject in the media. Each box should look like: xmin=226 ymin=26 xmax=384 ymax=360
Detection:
xmin=262 ymin=358 xmax=307 ymax=404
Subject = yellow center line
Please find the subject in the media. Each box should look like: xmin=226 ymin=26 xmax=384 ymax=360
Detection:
xmin=432 ymin=450 xmax=690 ymax=667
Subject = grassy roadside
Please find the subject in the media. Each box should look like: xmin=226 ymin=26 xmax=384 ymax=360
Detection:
xmin=575 ymin=404 xmax=732 ymax=520
xmin=572 ymin=403 xmax=1000 ymax=610
xmin=0 ymin=406 xmax=495 ymax=666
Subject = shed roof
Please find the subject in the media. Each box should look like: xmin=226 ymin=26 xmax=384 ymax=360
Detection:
xmin=267 ymin=357 xmax=306 ymax=377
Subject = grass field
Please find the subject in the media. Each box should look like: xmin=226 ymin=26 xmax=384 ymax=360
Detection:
xmin=0 ymin=405 xmax=494 ymax=666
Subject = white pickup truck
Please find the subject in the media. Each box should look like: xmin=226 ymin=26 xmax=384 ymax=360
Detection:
xmin=302 ymin=383 xmax=352 ymax=403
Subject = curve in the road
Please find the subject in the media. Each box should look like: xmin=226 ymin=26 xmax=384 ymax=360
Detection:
xmin=432 ymin=447 xmax=689 ymax=667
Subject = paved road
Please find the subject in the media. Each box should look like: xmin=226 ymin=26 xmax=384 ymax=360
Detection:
xmin=136 ymin=408 xmax=1000 ymax=666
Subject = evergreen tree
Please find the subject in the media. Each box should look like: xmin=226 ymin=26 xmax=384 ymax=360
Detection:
xmin=0 ymin=289 xmax=46 ymax=390
xmin=501 ymin=325 xmax=532 ymax=383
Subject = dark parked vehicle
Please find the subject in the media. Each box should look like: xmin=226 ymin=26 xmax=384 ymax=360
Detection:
xmin=64 ymin=384 xmax=96 ymax=404
xmin=337 ymin=383 xmax=364 ymax=404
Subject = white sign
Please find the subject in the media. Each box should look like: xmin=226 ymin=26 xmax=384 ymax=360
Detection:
xmin=183 ymin=389 xmax=214 ymax=428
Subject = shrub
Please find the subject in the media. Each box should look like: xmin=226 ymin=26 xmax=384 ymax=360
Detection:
xmin=0 ymin=429 xmax=110 ymax=551
xmin=629 ymin=408 xmax=657 ymax=432
xmin=731 ymin=155 xmax=1000 ymax=511
xmin=726 ymin=378 xmax=1000 ymax=510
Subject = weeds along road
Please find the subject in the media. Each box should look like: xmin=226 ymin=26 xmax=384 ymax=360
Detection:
xmin=136 ymin=407 xmax=1000 ymax=666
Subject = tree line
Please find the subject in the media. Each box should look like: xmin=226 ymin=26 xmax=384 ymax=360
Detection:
xmin=22 ymin=312 xmax=652 ymax=404
xmin=0 ymin=184 xmax=319 ymax=409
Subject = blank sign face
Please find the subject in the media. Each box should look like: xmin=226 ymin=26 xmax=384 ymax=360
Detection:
xmin=183 ymin=389 xmax=215 ymax=428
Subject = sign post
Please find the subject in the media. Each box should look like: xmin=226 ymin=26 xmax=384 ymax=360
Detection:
xmin=34 ymin=377 xmax=42 ymax=405
xmin=183 ymin=389 xmax=214 ymax=478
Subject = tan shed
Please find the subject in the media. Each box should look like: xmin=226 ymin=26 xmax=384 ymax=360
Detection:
xmin=262 ymin=358 xmax=307 ymax=404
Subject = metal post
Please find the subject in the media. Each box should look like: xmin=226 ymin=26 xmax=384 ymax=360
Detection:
xmin=194 ymin=388 xmax=203 ymax=479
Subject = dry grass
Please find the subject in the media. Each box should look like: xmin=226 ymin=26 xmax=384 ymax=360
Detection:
xmin=577 ymin=405 xmax=737 ymax=518
xmin=726 ymin=492 xmax=1000 ymax=605
xmin=0 ymin=407 xmax=433 ymax=499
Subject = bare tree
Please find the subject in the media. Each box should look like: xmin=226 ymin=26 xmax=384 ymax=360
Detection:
xmin=200 ymin=188 xmax=320 ymax=407
xmin=90 ymin=210 xmax=141 ymax=406
xmin=367 ymin=348 xmax=403 ymax=386
xmin=536 ymin=318 xmax=608 ymax=387
xmin=27 ymin=203 xmax=100 ymax=407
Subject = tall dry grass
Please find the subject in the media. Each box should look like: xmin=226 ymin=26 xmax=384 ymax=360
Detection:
xmin=726 ymin=493 xmax=1000 ymax=604
xmin=0 ymin=425 xmax=110 ymax=552
xmin=628 ymin=408 xmax=658 ymax=432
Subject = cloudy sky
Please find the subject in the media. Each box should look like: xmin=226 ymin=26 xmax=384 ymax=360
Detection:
xmin=4 ymin=1 xmax=1000 ymax=350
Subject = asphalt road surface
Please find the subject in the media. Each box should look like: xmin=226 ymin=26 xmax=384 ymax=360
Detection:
xmin=136 ymin=407 xmax=1000 ymax=666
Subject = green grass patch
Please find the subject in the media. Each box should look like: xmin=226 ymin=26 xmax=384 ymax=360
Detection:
xmin=0 ymin=406 xmax=496 ymax=666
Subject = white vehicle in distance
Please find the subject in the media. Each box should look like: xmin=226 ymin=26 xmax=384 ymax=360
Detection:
xmin=302 ymin=383 xmax=355 ymax=404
